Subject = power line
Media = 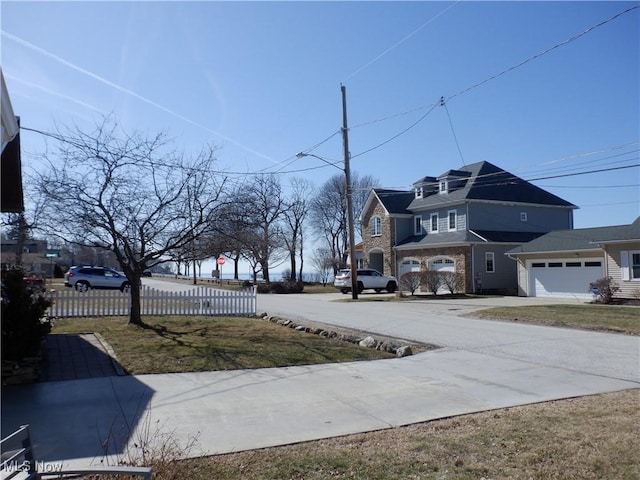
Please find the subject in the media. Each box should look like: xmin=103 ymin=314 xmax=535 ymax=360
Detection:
xmin=351 ymin=103 xmax=439 ymax=160
xmin=348 ymin=5 xmax=639 ymax=159
xmin=441 ymin=98 xmax=465 ymax=166
xmin=540 ymin=184 xmax=639 ymax=189
xmin=527 ymin=163 xmax=640 ymax=182
xmin=447 ymin=4 xmax=639 ymax=103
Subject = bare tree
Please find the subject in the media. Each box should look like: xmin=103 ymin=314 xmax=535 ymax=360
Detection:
xmin=35 ymin=117 xmax=228 ymax=324
xmin=310 ymin=174 xmax=348 ymax=273
xmin=351 ymin=173 xmax=379 ymax=239
xmin=309 ymin=172 xmax=379 ymax=274
xmin=238 ymin=174 xmax=288 ymax=283
xmin=310 ymin=248 xmax=335 ymax=286
xmin=282 ymin=177 xmax=313 ymax=282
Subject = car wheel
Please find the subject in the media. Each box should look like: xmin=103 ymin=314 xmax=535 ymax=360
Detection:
xmin=357 ymin=282 xmax=364 ymax=294
xmin=121 ymin=282 xmax=131 ymax=293
xmin=340 ymin=288 xmax=349 ymax=294
xmin=75 ymin=281 xmax=90 ymax=292
xmin=386 ymin=282 xmax=397 ymax=294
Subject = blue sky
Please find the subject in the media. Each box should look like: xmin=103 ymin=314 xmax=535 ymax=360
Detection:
xmin=2 ymin=1 xmax=639 ymax=239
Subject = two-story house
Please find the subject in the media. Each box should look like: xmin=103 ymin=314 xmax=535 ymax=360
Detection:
xmin=359 ymin=160 xmax=576 ymax=294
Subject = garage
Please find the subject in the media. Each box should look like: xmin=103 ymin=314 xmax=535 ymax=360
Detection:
xmin=398 ymin=258 xmax=421 ymax=278
xmin=528 ymin=258 xmax=604 ymax=300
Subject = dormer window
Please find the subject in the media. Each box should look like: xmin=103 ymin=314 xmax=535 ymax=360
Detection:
xmin=439 ymin=180 xmax=448 ymax=194
xmin=415 ymin=187 xmax=423 ymax=199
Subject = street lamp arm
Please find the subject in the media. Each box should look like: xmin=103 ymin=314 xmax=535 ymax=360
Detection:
xmin=295 ymin=152 xmax=344 ymax=171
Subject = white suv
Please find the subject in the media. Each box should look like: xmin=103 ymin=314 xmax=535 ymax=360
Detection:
xmin=64 ymin=266 xmax=131 ymax=292
xmin=334 ymin=268 xmax=398 ymax=294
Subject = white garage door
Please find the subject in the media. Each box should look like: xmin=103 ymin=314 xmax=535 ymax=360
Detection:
xmin=398 ymin=259 xmax=421 ymax=278
xmin=528 ymin=258 xmax=604 ymax=300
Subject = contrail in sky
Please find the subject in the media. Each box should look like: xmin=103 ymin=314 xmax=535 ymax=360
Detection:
xmin=2 ymin=30 xmax=277 ymax=163
xmin=343 ymin=1 xmax=460 ymax=82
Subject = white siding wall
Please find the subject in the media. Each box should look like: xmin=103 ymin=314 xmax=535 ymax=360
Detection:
xmin=605 ymin=244 xmax=640 ymax=299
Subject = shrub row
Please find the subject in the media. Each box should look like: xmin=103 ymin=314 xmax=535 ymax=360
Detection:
xmin=256 ymin=281 xmax=305 ymax=294
xmin=399 ymin=270 xmax=465 ymax=295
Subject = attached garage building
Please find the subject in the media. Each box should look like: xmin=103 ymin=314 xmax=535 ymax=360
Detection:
xmin=508 ymin=218 xmax=640 ymax=300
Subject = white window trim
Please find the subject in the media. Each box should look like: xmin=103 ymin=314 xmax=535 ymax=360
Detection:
xmin=485 ymin=252 xmax=495 ymax=273
xmin=415 ymin=187 xmax=423 ymax=199
xmin=520 ymin=212 xmax=528 ymax=222
xmin=623 ymin=250 xmax=640 ymax=281
xmin=439 ymin=180 xmax=448 ymax=194
xmin=430 ymin=213 xmax=439 ymax=233
xmin=370 ymin=216 xmax=382 ymax=237
xmin=448 ymin=210 xmax=457 ymax=231
xmin=414 ymin=215 xmax=423 ymax=235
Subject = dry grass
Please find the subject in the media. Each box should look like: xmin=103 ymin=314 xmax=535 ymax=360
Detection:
xmin=51 ymin=316 xmax=396 ymax=374
xmin=469 ymin=304 xmax=640 ymax=335
xmin=183 ymin=389 xmax=639 ymax=480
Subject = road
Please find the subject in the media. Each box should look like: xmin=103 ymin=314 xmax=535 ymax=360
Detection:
xmin=144 ymin=279 xmax=638 ymax=383
xmin=255 ymin=292 xmax=640 ymax=383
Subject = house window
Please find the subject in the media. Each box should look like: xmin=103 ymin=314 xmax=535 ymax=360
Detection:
xmin=632 ymin=252 xmax=640 ymax=279
xmin=430 ymin=213 xmax=439 ymax=232
xmin=439 ymin=180 xmax=448 ymax=193
xmin=566 ymin=262 xmax=581 ymax=267
xmin=370 ymin=216 xmax=382 ymax=237
xmin=414 ymin=216 xmax=423 ymax=235
xmin=448 ymin=210 xmax=457 ymax=231
xmin=532 ymin=262 xmax=545 ymax=268
xmin=415 ymin=187 xmax=423 ymax=199
xmin=520 ymin=212 xmax=528 ymax=222
xmin=585 ymin=261 xmax=602 ymax=267
xmin=485 ymin=252 xmax=495 ymax=273
xmin=548 ymin=262 xmax=563 ymax=268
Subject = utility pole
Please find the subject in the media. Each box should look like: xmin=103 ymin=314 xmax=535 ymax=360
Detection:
xmin=341 ymin=84 xmax=358 ymax=300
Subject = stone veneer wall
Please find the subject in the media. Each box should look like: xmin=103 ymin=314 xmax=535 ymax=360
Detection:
xmin=397 ymin=246 xmax=472 ymax=293
xmin=361 ymin=201 xmax=396 ymax=276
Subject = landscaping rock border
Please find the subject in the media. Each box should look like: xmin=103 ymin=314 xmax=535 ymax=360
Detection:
xmin=260 ymin=313 xmax=414 ymax=358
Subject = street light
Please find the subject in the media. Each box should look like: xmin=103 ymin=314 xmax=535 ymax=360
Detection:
xmin=296 ymin=151 xmax=359 ymax=300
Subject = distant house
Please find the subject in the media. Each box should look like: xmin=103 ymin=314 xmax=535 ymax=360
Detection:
xmin=359 ymin=160 xmax=576 ymax=294
xmin=0 ymin=238 xmax=49 ymax=273
xmin=508 ymin=217 xmax=640 ymax=300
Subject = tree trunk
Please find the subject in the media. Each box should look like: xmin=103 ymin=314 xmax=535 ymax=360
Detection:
xmin=261 ymin=260 xmax=270 ymax=283
xmin=289 ymin=251 xmax=296 ymax=281
xmin=129 ymin=280 xmax=143 ymax=325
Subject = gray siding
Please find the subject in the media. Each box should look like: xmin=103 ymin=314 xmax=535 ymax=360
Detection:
xmin=395 ymin=217 xmax=413 ymax=243
xmin=472 ymin=244 xmax=518 ymax=294
xmin=467 ymin=203 xmax=572 ymax=232
xmin=413 ymin=207 xmax=467 ymax=234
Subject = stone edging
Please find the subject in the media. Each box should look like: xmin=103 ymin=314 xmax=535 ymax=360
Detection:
xmin=260 ymin=313 xmax=413 ymax=357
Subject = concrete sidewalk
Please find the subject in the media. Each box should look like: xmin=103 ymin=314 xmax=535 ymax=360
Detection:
xmin=2 ymin=346 xmax=637 ymax=469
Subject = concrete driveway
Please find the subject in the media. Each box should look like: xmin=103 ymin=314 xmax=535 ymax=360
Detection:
xmin=2 ymin=289 xmax=638 ymax=468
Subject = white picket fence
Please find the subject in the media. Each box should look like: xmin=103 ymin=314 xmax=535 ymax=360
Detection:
xmin=48 ymin=285 xmax=258 ymax=318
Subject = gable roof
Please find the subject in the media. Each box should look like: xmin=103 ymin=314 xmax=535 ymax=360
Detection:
xmin=360 ymin=188 xmax=414 ymax=220
xmin=588 ymin=216 xmax=640 ymax=243
xmin=508 ymin=217 xmax=640 ymax=255
xmin=409 ymin=161 xmax=576 ymax=210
